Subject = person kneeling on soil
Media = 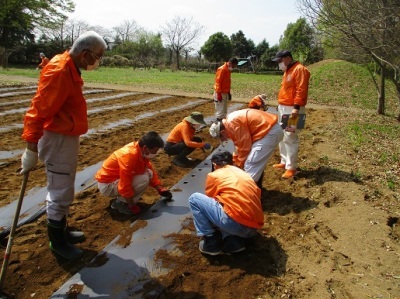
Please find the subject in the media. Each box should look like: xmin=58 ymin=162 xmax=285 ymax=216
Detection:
xmin=188 ymin=151 xmax=263 ymax=255
xmin=95 ymin=131 xmax=172 ymax=215
xmin=248 ymin=94 xmax=267 ymax=111
xmin=164 ymin=111 xmax=212 ymax=168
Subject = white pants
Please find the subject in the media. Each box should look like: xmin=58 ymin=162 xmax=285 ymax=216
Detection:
xmin=278 ymin=105 xmax=306 ymax=170
xmin=214 ymin=92 xmax=229 ymax=119
xmin=243 ymin=123 xmax=284 ymax=182
xmin=97 ymin=173 xmax=150 ymax=204
xmin=38 ymin=131 xmax=80 ymax=221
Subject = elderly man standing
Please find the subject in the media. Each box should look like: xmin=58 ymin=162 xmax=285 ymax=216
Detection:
xmin=213 ymin=57 xmax=238 ymax=121
xmin=272 ymin=50 xmax=311 ymax=179
xmin=20 ymin=31 xmax=107 ymax=259
xmin=209 ymin=108 xmax=283 ymax=188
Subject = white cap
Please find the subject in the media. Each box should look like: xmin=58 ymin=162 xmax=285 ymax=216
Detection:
xmin=209 ymin=122 xmax=221 ymax=138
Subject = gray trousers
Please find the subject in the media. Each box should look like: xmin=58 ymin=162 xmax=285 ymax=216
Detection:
xmin=38 ymin=131 xmax=79 ymax=221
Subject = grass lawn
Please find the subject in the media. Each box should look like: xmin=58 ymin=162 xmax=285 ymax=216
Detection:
xmin=1 ymin=60 xmax=397 ymax=114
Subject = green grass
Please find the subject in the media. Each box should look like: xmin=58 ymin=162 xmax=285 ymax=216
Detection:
xmin=0 ymin=66 xmax=281 ymax=99
xmin=1 ymin=60 xmax=397 ymax=114
xmin=308 ymin=59 xmax=397 ymax=113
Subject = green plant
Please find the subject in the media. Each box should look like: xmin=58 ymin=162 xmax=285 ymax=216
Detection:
xmin=387 ymin=180 xmax=395 ymax=190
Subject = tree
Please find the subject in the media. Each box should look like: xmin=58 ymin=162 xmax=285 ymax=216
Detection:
xmin=279 ymin=17 xmax=319 ymax=64
xmin=230 ymin=30 xmax=255 ymax=58
xmin=254 ymin=39 xmax=270 ymax=59
xmin=161 ymin=16 xmax=204 ymax=69
xmin=298 ymin=0 xmax=400 ymax=118
xmin=0 ymin=0 xmax=74 ymax=67
xmin=201 ymin=32 xmax=232 ymax=63
xmin=131 ymin=31 xmax=164 ymax=69
xmin=113 ymin=20 xmax=140 ymax=44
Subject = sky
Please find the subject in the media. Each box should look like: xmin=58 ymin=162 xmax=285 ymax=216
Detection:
xmin=67 ymin=0 xmax=303 ymax=49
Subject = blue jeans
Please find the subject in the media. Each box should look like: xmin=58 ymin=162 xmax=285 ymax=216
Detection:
xmin=189 ymin=192 xmax=258 ymax=238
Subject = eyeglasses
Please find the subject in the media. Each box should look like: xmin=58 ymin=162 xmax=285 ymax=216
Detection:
xmin=86 ymin=49 xmax=102 ymax=60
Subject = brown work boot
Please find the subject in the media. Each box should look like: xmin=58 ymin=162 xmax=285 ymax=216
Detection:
xmin=282 ymin=169 xmax=298 ymax=179
xmin=273 ymin=163 xmax=285 ymax=169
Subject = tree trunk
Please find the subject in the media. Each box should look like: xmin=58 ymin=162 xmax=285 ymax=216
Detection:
xmin=0 ymin=47 xmax=9 ymax=68
xmin=395 ymin=82 xmax=400 ymax=122
xmin=175 ymin=50 xmax=180 ymax=69
xmin=377 ymin=67 xmax=385 ymax=115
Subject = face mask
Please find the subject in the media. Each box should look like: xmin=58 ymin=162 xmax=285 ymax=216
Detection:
xmin=278 ymin=62 xmax=287 ymax=71
xmin=85 ymin=58 xmax=100 ymax=71
xmin=193 ymin=124 xmax=201 ymax=131
xmin=144 ymin=153 xmax=157 ymax=159
xmin=143 ymin=147 xmax=157 ymax=159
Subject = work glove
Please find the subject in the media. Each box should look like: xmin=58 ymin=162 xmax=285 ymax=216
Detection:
xmin=217 ymin=93 xmax=222 ymax=102
xmin=203 ymin=143 xmax=213 ymax=153
xmin=20 ymin=148 xmax=38 ymax=174
xmin=228 ymin=92 xmax=232 ymax=101
xmin=158 ymin=187 xmax=173 ymax=200
xmin=128 ymin=205 xmax=141 ymax=215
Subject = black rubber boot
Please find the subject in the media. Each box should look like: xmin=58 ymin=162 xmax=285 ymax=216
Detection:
xmin=256 ymin=172 xmax=264 ymax=189
xmin=47 ymin=218 xmax=83 ymax=259
xmin=65 ymin=218 xmax=85 ymax=244
xmin=66 ymin=230 xmax=85 ymax=244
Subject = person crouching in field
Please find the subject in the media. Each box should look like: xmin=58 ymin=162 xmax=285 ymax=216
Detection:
xmin=248 ymin=94 xmax=267 ymax=111
xmin=164 ymin=112 xmax=212 ymax=168
xmin=95 ymin=131 xmax=172 ymax=215
xmin=188 ymin=151 xmax=263 ymax=255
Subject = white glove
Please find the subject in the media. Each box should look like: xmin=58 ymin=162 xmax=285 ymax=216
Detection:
xmin=20 ymin=148 xmax=38 ymax=174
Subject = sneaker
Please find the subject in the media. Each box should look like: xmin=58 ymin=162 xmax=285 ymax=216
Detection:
xmin=199 ymin=233 xmax=222 ymax=256
xmin=111 ymin=199 xmax=140 ymax=215
xmin=282 ymin=169 xmax=298 ymax=179
xmin=172 ymin=157 xmax=193 ymax=168
xmin=273 ymin=163 xmax=286 ymax=169
xmin=222 ymin=236 xmax=246 ymax=254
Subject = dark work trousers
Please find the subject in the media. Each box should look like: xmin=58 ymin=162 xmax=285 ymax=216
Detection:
xmin=164 ymin=137 xmax=202 ymax=161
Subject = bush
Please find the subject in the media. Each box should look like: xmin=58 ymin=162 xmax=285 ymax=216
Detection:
xmin=101 ymin=55 xmax=131 ymax=67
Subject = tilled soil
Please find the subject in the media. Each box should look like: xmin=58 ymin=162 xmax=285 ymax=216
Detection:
xmin=0 ymin=82 xmax=399 ymax=299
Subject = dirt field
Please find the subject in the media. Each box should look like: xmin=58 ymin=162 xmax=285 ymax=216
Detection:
xmin=0 ymin=80 xmax=399 ymax=299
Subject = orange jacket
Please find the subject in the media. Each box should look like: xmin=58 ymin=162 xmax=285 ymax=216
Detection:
xmin=205 ymin=165 xmax=263 ymax=229
xmin=22 ymin=51 xmax=87 ymax=143
xmin=278 ymin=61 xmax=310 ymax=107
xmin=223 ymin=109 xmax=278 ymax=168
xmin=38 ymin=57 xmax=49 ymax=69
xmin=248 ymin=95 xmax=265 ymax=109
xmin=95 ymin=141 xmax=162 ymax=198
xmin=213 ymin=62 xmax=231 ymax=93
xmin=166 ymin=120 xmax=205 ymax=148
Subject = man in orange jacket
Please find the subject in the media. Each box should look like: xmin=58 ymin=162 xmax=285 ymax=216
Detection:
xmin=37 ymin=53 xmax=49 ymax=70
xmin=95 ymin=131 xmax=172 ymax=215
xmin=213 ymin=57 xmax=238 ymax=121
xmin=272 ymin=50 xmax=311 ymax=179
xmin=164 ymin=112 xmax=212 ymax=168
xmin=189 ymin=151 xmax=263 ymax=255
xmin=20 ymin=31 xmax=107 ymax=260
xmin=209 ymin=108 xmax=283 ymax=188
